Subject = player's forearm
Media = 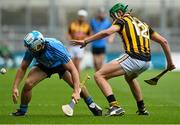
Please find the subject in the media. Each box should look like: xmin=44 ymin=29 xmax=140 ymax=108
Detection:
xmin=70 ymin=70 xmax=80 ymax=92
xmin=85 ymin=30 xmax=110 ymax=44
xmin=160 ymin=41 xmax=173 ymax=64
xmin=13 ymin=68 xmax=26 ymax=89
xmin=151 ymin=33 xmax=174 ymax=65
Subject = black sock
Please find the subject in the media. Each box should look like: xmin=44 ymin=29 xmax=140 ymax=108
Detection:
xmin=106 ymin=95 xmax=116 ymax=103
xmin=137 ymin=100 xmax=145 ymax=110
xmin=106 ymin=95 xmax=119 ymax=107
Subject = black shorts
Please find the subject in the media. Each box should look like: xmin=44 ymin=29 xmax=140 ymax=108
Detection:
xmin=92 ymin=47 xmax=106 ymax=55
xmin=36 ymin=63 xmax=66 ymax=78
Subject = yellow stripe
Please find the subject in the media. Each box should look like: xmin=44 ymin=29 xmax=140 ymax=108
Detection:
xmin=122 ymin=26 xmax=130 ymax=52
xmin=125 ymin=17 xmax=139 ymax=53
xmin=140 ymin=36 xmax=145 ymax=53
xmin=113 ymin=25 xmax=121 ymax=31
xmin=151 ymin=31 xmax=158 ymax=37
xmin=145 ymin=38 xmax=150 ymax=53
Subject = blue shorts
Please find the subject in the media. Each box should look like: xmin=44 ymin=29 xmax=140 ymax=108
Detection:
xmin=91 ymin=47 xmax=106 ymax=55
xmin=36 ymin=63 xmax=66 ymax=78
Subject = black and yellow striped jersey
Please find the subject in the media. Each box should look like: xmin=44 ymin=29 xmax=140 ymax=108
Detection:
xmin=113 ymin=15 xmax=156 ymax=61
xmin=68 ymin=21 xmax=91 ymax=40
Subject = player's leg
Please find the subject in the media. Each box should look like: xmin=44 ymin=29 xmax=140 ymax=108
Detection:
xmin=12 ymin=67 xmax=47 ymax=116
xmin=21 ymin=67 xmax=47 ymax=105
xmin=94 ymin=60 xmax=125 ymax=96
xmin=92 ymin=47 xmax=105 ymax=71
xmin=71 ymin=46 xmax=84 ymax=73
xmin=62 ymin=71 xmax=102 ymax=116
xmin=93 ymin=54 xmax=104 ymax=71
xmin=125 ymin=75 xmax=143 ymax=101
xmin=122 ymin=55 xmax=150 ymax=115
xmin=125 ymin=75 xmax=149 ymax=115
xmin=94 ymin=60 xmax=126 ymax=116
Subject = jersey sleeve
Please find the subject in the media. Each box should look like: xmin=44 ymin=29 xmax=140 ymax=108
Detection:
xmin=112 ymin=19 xmax=125 ymax=32
xmin=23 ymin=50 xmax=34 ymax=63
xmin=53 ymin=43 xmax=71 ymax=65
xmin=149 ymin=26 xmax=156 ymax=39
xmin=59 ymin=51 xmax=71 ymax=65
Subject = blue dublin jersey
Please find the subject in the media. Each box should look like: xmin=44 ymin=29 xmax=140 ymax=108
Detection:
xmin=90 ymin=18 xmax=112 ymax=48
xmin=23 ymin=38 xmax=71 ymax=68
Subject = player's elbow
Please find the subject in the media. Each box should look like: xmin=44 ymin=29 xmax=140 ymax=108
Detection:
xmin=160 ymin=39 xmax=168 ymax=46
xmin=162 ymin=38 xmax=168 ymax=44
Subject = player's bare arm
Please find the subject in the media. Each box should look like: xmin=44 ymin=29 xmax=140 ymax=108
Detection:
xmin=12 ymin=60 xmax=30 ymax=104
xmin=108 ymin=33 xmax=116 ymax=44
xmin=151 ymin=33 xmax=175 ymax=71
xmin=63 ymin=60 xmax=80 ymax=103
xmin=71 ymin=25 xmax=120 ymax=48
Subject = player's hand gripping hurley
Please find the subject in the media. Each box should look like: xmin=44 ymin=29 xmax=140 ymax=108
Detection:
xmin=62 ymin=74 xmax=91 ymax=116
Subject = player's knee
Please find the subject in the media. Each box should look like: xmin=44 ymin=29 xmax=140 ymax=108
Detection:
xmin=124 ymin=75 xmax=132 ymax=84
xmin=124 ymin=75 xmax=129 ymax=81
xmin=125 ymin=74 xmax=136 ymax=82
xmin=24 ymin=79 xmax=34 ymax=91
xmin=94 ymin=71 xmax=103 ymax=81
xmin=94 ymin=72 xmax=99 ymax=80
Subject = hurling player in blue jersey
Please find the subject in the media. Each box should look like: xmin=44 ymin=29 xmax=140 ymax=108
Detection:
xmin=11 ymin=31 xmax=102 ymax=116
xmin=90 ymin=8 xmax=115 ymax=71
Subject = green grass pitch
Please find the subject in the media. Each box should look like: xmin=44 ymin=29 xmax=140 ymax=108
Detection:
xmin=0 ymin=69 xmax=180 ymax=124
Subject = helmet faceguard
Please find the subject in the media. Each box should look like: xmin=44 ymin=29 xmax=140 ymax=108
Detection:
xmin=24 ymin=31 xmax=45 ymax=52
xmin=109 ymin=3 xmax=128 ymax=19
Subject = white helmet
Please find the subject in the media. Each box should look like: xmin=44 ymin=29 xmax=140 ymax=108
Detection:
xmin=24 ymin=30 xmax=45 ymax=52
xmin=77 ymin=9 xmax=88 ymax=17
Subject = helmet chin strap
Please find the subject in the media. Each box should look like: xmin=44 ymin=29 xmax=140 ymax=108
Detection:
xmin=114 ymin=11 xmax=124 ymax=19
xmin=114 ymin=13 xmax=119 ymax=18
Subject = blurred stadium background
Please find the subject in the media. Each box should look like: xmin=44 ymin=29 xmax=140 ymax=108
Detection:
xmin=0 ymin=0 xmax=180 ymax=70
